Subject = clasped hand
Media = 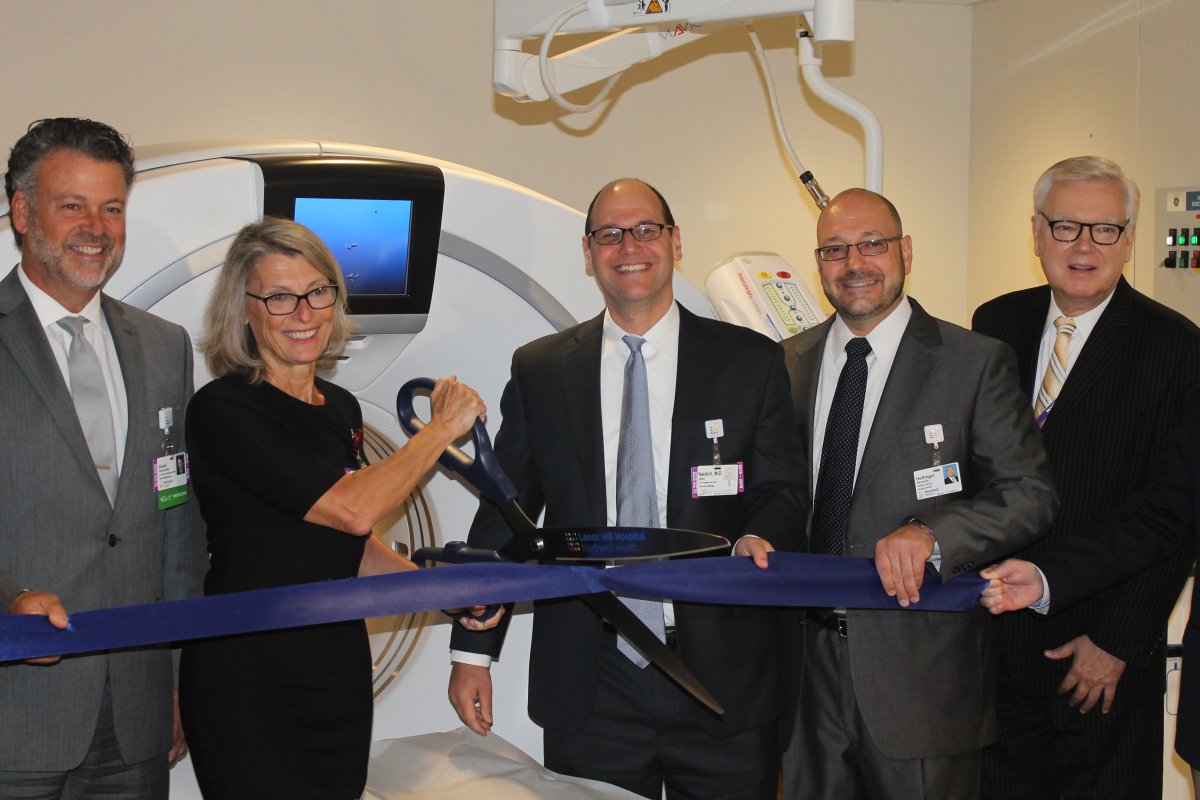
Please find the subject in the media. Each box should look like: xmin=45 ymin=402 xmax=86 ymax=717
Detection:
xmin=875 ymin=523 xmax=936 ymax=607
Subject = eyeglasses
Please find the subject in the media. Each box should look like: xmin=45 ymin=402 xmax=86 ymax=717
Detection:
xmin=246 ymin=285 xmax=339 ymax=316
xmin=815 ymin=235 xmax=903 ymax=262
xmin=587 ymin=223 xmax=672 ymax=246
xmin=1037 ymin=211 xmax=1128 ymax=246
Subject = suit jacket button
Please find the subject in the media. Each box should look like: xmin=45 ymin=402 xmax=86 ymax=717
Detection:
xmin=107 ymin=534 xmax=119 ymax=547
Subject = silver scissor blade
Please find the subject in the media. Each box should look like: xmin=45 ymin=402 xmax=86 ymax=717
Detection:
xmin=580 ymin=592 xmax=724 ymax=718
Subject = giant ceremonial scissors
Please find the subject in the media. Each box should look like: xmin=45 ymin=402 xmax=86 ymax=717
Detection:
xmin=396 ymin=378 xmax=728 ymax=716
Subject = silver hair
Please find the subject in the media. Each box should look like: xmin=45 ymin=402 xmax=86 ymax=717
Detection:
xmin=1033 ymin=156 xmax=1140 ymax=228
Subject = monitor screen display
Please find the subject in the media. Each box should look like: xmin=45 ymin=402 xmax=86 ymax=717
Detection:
xmin=293 ymin=197 xmax=413 ymax=296
xmin=253 ymin=154 xmax=444 ymax=323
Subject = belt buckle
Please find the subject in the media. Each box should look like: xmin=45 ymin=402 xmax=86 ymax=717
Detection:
xmin=835 ymin=617 xmax=848 ymax=638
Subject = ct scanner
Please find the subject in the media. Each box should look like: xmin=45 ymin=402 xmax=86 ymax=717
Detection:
xmin=0 ymin=140 xmax=746 ymax=797
xmin=0 ymin=140 xmax=1192 ymax=797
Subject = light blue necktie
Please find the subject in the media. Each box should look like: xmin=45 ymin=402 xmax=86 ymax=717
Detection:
xmin=58 ymin=316 xmax=118 ymax=505
xmin=615 ymin=334 xmax=666 ymax=667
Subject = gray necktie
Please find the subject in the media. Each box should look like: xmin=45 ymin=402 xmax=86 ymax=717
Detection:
xmin=58 ymin=316 xmax=118 ymax=504
xmin=615 ymin=334 xmax=665 ymax=667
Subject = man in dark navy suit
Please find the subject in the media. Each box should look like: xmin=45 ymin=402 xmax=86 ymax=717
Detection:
xmin=445 ymin=178 xmax=805 ymax=800
xmin=981 ymin=387 xmax=1200 ymax=790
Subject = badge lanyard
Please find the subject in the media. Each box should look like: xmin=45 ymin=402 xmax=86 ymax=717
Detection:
xmin=152 ymin=406 xmax=190 ymax=510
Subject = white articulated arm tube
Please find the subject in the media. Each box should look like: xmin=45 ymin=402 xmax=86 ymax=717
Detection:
xmin=799 ymin=11 xmax=883 ymax=191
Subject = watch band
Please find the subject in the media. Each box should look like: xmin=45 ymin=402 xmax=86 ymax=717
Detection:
xmin=903 ymin=515 xmax=935 ymax=536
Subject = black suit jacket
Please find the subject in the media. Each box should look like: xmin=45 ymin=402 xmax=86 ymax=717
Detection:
xmin=1036 ymin=388 xmax=1200 ymax=764
xmin=450 ymin=304 xmax=806 ymax=737
xmin=973 ymin=278 xmax=1200 ymax=699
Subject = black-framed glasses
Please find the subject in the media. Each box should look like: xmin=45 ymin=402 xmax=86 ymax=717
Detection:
xmin=246 ymin=285 xmax=339 ymax=316
xmin=587 ymin=223 xmax=672 ymax=246
xmin=1037 ymin=211 xmax=1128 ymax=245
xmin=815 ymin=235 xmax=903 ymax=262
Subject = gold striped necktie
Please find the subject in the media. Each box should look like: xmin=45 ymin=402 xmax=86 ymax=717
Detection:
xmin=1034 ymin=315 xmax=1076 ymax=427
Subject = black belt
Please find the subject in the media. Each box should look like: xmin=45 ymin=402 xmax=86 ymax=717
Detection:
xmin=806 ymin=610 xmax=848 ymax=638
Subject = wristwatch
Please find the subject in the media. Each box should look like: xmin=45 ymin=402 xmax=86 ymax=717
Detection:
xmin=903 ymin=516 xmax=935 ymax=537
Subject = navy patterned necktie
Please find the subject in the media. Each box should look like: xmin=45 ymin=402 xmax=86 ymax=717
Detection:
xmin=810 ymin=337 xmax=872 ymax=556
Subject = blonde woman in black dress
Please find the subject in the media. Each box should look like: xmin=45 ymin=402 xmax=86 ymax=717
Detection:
xmin=180 ymin=217 xmax=498 ymax=799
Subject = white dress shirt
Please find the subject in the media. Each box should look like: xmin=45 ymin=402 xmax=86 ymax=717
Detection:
xmin=811 ymin=296 xmax=912 ymax=491
xmin=451 ymin=305 xmax=683 ymax=667
xmin=1025 ymin=291 xmax=1115 ymax=612
xmin=600 ymin=303 xmax=679 ymax=530
xmin=810 ymin=297 xmax=942 ymax=572
xmin=18 ymin=266 xmax=128 ymax=474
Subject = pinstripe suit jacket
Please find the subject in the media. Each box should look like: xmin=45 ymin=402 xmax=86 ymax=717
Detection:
xmin=1032 ymin=387 xmax=1200 ymax=765
xmin=0 ymin=266 xmax=207 ymax=771
xmin=973 ymin=277 xmax=1200 ymax=701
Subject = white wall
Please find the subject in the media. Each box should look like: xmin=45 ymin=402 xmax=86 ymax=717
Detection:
xmin=0 ymin=0 xmax=974 ymax=321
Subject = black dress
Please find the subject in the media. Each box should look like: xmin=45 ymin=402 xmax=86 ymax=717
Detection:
xmin=180 ymin=375 xmax=371 ymax=799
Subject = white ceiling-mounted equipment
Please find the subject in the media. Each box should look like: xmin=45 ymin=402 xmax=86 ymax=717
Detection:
xmin=492 ymin=0 xmax=882 ymax=202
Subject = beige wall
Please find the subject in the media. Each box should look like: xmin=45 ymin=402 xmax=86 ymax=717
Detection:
xmin=967 ymin=4 xmax=1198 ymax=795
xmin=0 ymin=1 xmax=973 ymax=322
xmin=8 ymin=1 xmax=1196 ymax=327
xmin=968 ymin=0 xmax=1200 ymax=320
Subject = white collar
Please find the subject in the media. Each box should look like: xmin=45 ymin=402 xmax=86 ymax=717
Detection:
xmin=17 ymin=265 xmax=106 ymax=331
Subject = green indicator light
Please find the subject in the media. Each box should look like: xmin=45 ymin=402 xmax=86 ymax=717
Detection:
xmin=1191 ymin=235 xmax=1198 ymax=246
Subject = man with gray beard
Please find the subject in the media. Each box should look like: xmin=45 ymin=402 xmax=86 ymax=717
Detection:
xmin=0 ymin=118 xmax=206 ymax=798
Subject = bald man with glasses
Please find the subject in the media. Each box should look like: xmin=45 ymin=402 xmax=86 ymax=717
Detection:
xmin=780 ymin=188 xmax=1055 ymax=800
xmin=973 ymin=156 xmax=1200 ymax=800
xmin=447 ymin=178 xmax=806 ymax=800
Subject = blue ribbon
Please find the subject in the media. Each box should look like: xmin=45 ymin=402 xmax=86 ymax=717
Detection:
xmin=0 ymin=553 xmax=986 ymax=663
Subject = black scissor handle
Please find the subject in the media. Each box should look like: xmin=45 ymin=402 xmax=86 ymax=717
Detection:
xmin=396 ymin=377 xmax=518 ymax=504
xmin=411 ymin=541 xmax=505 ymax=567
xmin=411 ymin=542 xmax=504 ymax=623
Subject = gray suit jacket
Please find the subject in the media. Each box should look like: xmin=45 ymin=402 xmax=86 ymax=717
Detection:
xmin=0 ymin=266 xmax=207 ymax=771
xmin=782 ymin=298 xmax=1056 ymax=759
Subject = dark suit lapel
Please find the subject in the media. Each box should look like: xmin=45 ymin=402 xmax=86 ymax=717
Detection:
xmin=0 ymin=267 xmax=103 ymax=482
xmin=786 ymin=318 xmax=833 ymax=497
xmin=1011 ymin=289 xmax=1050 ymax=395
xmin=560 ymin=313 xmax=607 ymax=525
xmin=667 ymin=306 xmax=712 ymax=525
xmin=856 ymin=300 xmax=939 ymax=492
xmin=1041 ymin=278 xmax=1132 ymax=430
xmin=104 ymin=297 xmax=148 ymax=511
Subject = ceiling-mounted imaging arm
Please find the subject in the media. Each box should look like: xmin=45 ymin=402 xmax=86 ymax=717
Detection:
xmin=492 ymin=0 xmax=882 ymax=203
xmin=797 ymin=9 xmax=882 ymax=192
xmin=493 ymin=0 xmax=853 ymax=104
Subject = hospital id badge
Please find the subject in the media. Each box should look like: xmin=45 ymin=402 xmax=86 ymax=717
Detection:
xmin=912 ymin=461 xmax=963 ymax=501
xmin=691 ymin=462 xmax=744 ymax=498
xmin=153 ymin=452 xmax=190 ymax=510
